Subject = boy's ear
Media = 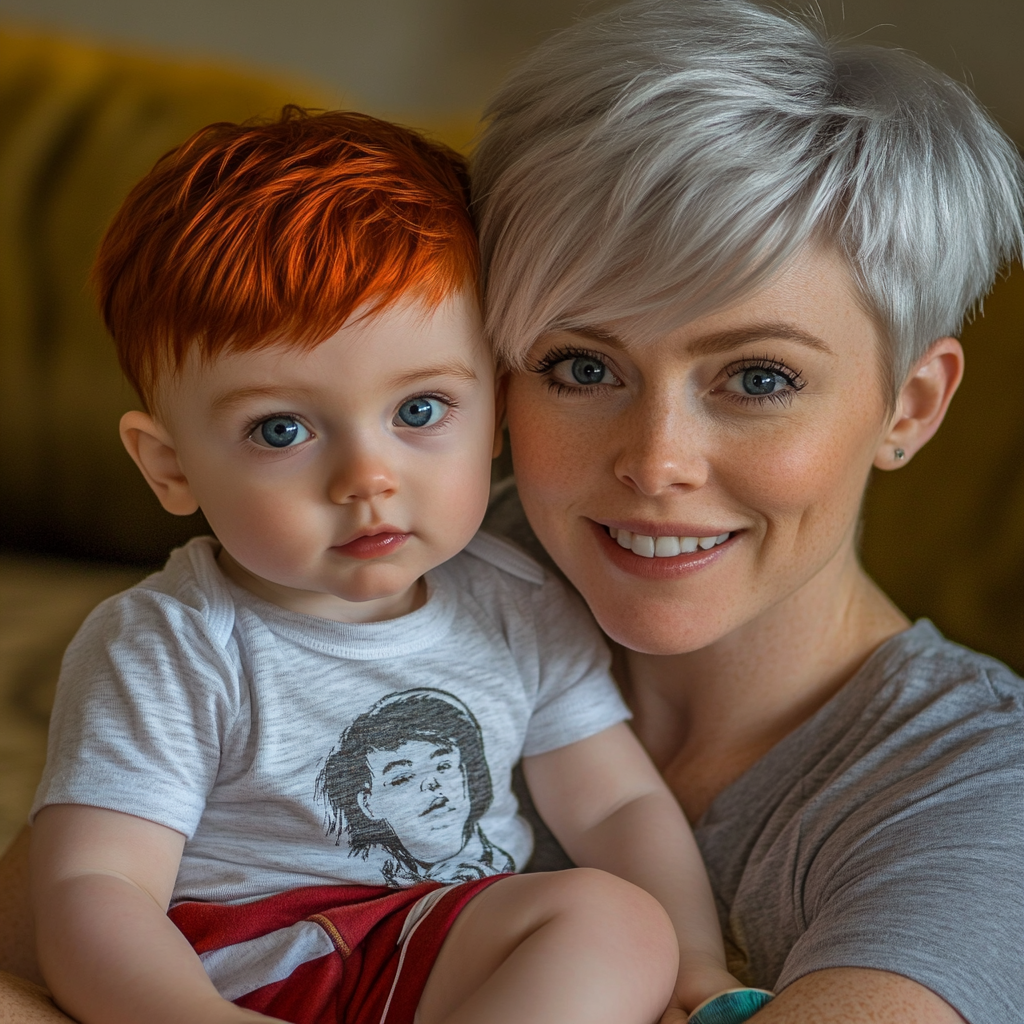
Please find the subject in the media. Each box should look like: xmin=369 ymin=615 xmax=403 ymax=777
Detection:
xmin=874 ymin=336 xmax=964 ymax=471
xmin=492 ymin=373 xmax=509 ymax=459
xmin=119 ymin=411 xmax=200 ymax=515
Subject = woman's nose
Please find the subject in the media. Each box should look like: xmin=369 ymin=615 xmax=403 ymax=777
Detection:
xmin=613 ymin=398 xmax=708 ymax=496
xmin=326 ymin=445 xmax=398 ymax=505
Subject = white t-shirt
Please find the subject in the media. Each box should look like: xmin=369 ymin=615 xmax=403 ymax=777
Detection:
xmin=32 ymin=533 xmax=629 ymax=905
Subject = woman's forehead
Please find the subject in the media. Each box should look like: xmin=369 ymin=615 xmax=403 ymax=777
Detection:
xmin=536 ymin=247 xmax=872 ymax=357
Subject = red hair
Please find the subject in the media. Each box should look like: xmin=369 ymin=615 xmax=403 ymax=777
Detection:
xmin=94 ymin=106 xmax=478 ymax=407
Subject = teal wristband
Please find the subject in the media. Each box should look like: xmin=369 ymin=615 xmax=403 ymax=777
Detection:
xmin=687 ymin=988 xmax=775 ymax=1024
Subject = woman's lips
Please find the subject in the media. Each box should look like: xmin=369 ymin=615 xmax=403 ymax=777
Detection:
xmin=333 ymin=532 xmax=409 ymax=560
xmin=589 ymin=520 xmax=735 ymax=578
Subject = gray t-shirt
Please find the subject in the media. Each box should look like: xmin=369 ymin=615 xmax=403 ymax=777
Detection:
xmin=487 ymin=486 xmax=1024 ymax=1024
xmin=32 ymin=533 xmax=630 ymax=905
xmin=699 ymin=619 xmax=1023 ymax=1024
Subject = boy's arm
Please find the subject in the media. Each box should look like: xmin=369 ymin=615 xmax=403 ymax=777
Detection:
xmin=31 ymin=805 xmax=268 ymax=1024
xmin=522 ymin=722 xmax=737 ymax=1015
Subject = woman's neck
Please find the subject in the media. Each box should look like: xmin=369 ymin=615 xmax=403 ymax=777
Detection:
xmin=622 ymin=549 xmax=909 ymax=823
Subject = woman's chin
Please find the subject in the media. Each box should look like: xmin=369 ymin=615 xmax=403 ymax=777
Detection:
xmin=587 ymin=596 xmax=737 ymax=656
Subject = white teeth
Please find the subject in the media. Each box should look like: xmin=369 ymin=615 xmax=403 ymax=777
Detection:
xmin=610 ymin=528 xmax=732 ymax=557
xmin=654 ymin=536 xmax=681 ymax=557
xmin=631 ymin=533 xmax=656 ymax=558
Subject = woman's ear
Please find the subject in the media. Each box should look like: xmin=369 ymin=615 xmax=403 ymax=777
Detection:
xmin=874 ymin=337 xmax=964 ymax=471
xmin=492 ymin=372 xmax=510 ymax=459
xmin=119 ymin=410 xmax=200 ymax=515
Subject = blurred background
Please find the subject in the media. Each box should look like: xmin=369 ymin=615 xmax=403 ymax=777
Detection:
xmin=0 ymin=0 xmax=1019 ymax=140
xmin=0 ymin=0 xmax=1021 ymax=854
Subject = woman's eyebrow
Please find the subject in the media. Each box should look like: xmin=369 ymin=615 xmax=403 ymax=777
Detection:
xmin=554 ymin=326 xmax=623 ymax=346
xmin=386 ymin=361 xmax=479 ymax=389
xmin=688 ymin=323 xmax=834 ymax=356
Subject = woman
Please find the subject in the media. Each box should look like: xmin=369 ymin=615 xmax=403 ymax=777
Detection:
xmin=474 ymin=2 xmax=1022 ymax=1022
xmin=1 ymin=0 xmax=1021 ymax=1021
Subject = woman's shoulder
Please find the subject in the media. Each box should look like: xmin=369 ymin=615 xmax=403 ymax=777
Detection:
xmin=699 ymin=621 xmax=1024 ymax=1007
xmin=700 ymin=619 xmax=1023 ymax=870
xmin=861 ymin=618 xmax=1024 ymax=728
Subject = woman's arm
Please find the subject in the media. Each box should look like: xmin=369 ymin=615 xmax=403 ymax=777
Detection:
xmin=31 ymin=805 xmax=267 ymax=1024
xmin=754 ymin=968 xmax=964 ymax=1022
xmin=522 ymin=722 xmax=739 ymax=1014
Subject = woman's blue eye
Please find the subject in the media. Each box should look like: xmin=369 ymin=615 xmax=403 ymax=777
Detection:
xmin=396 ymin=396 xmax=448 ymax=428
xmin=741 ymin=368 xmax=785 ymax=395
xmin=571 ymin=357 xmax=606 ymax=385
xmin=256 ymin=417 xmax=310 ymax=448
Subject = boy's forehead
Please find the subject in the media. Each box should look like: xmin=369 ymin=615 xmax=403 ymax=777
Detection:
xmin=155 ymin=289 xmax=491 ymax=417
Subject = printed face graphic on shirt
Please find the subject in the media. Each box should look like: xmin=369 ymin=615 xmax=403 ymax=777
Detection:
xmin=359 ymin=739 xmax=471 ymax=863
xmin=316 ymin=687 xmax=515 ymax=886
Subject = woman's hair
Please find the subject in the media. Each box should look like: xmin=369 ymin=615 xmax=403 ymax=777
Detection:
xmin=473 ymin=0 xmax=1023 ymax=394
xmin=315 ymin=689 xmax=492 ymax=863
xmin=94 ymin=107 xmax=477 ymax=409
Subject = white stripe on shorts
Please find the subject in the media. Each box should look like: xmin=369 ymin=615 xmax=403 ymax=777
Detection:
xmin=200 ymin=918 xmax=337 ymax=1002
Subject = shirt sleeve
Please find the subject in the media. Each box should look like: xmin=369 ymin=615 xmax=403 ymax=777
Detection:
xmin=520 ymin=574 xmax=631 ymax=758
xmin=30 ymin=587 xmax=240 ymax=839
xmin=776 ymin=745 xmax=1024 ymax=1024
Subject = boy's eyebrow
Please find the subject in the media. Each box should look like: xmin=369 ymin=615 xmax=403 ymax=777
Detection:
xmin=386 ymin=361 xmax=479 ymax=390
xmin=211 ymin=384 xmax=320 ymax=411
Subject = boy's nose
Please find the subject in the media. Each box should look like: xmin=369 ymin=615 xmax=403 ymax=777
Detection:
xmin=326 ymin=450 xmax=398 ymax=504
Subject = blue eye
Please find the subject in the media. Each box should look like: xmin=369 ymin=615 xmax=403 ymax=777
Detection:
xmin=255 ymin=416 xmax=310 ymax=448
xmin=571 ymin=357 xmax=606 ymax=385
xmin=740 ymin=368 xmax=785 ymax=395
xmin=396 ymin=396 xmax=448 ymax=428
xmin=719 ymin=360 xmax=804 ymax=404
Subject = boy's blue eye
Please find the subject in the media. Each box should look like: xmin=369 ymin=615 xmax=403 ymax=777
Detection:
xmin=256 ymin=417 xmax=310 ymax=448
xmin=396 ymin=396 xmax=448 ymax=428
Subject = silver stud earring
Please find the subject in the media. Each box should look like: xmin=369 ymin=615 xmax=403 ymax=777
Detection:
xmin=894 ymin=448 xmax=905 ymax=460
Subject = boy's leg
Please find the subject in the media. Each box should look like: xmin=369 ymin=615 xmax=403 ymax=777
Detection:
xmin=416 ymin=868 xmax=679 ymax=1024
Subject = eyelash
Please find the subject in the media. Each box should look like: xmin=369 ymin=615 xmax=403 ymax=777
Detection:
xmin=530 ymin=346 xmax=618 ymax=398
xmin=719 ymin=354 xmax=806 ymax=407
xmin=532 ymin=346 xmax=807 ymax=407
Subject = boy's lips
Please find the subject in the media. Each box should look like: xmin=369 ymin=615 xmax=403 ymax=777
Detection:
xmin=333 ymin=528 xmax=409 ymax=560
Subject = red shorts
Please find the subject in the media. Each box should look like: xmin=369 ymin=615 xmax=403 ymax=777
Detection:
xmin=170 ymin=876 xmax=509 ymax=1024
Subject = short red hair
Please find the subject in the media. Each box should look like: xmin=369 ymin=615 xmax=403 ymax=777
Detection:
xmin=94 ymin=106 xmax=478 ymax=407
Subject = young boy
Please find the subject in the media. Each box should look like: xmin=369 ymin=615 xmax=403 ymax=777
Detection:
xmin=29 ymin=108 xmax=766 ymax=1024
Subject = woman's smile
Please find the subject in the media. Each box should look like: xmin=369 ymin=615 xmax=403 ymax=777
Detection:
xmin=591 ymin=521 xmax=737 ymax=579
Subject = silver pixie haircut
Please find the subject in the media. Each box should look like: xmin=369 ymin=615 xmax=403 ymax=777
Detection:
xmin=473 ymin=0 xmax=1024 ymax=389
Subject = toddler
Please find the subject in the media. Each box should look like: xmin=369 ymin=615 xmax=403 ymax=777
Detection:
xmin=30 ymin=108 xmax=768 ymax=1024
